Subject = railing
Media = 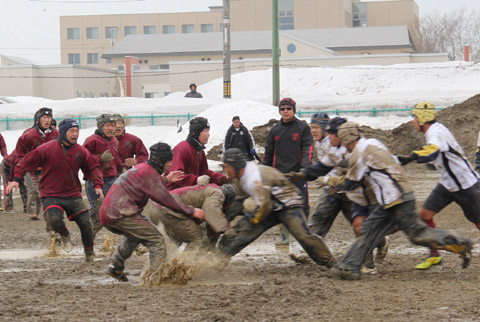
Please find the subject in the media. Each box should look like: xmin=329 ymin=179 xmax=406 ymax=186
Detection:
xmin=0 ymin=113 xmax=198 ymax=131
xmin=296 ymin=107 xmax=446 ymax=118
xmin=0 ymin=107 xmax=447 ymax=131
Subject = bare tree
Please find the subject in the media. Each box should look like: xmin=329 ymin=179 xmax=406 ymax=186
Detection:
xmin=420 ymin=9 xmax=480 ymax=61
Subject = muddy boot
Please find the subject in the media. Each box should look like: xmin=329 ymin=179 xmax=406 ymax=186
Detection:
xmin=275 ymin=224 xmax=290 ymax=247
xmin=107 ymin=264 xmax=128 ymax=282
xmin=61 ymin=233 xmax=73 ymax=253
xmin=375 ymin=236 xmax=389 ymax=263
xmin=332 ymin=262 xmax=361 ymax=280
xmin=85 ymin=250 xmax=95 ymax=263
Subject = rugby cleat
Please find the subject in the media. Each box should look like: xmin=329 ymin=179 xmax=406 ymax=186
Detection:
xmin=415 ymin=256 xmax=443 ymax=270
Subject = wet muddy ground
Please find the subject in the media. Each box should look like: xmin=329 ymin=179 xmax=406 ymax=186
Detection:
xmin=1 ymin=163 xmax=480 ymax=321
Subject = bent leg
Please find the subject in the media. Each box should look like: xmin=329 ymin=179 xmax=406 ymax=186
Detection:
xmin=280 ymin=207 xmax=336 ymax=268
xmin=218 ymin=215 xmax=278 ymax=257
xmin=309 ymin=189 xmax=342 ymax=237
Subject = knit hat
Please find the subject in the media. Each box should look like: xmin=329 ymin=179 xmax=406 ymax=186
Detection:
xmin=33 ymin=107 xmax=53 ymax=128
xmin=189 ymin=117 xmax=210 ymax=139
xmin=310 ymin=112 xmax=330 ymax=131
xmin=337 ymin=122 xmax=362 ymax=146
xmin=96 ymin=114 xmax=115 ymax=132
xmin=326 ymin=117 xmax=347 ymax=134
xmin=112 ymin=114 xmax=125 ymax=124
xmin=222 ymin=148 xmax=247 ymax=173
xmin=148 ymin=142 xmax=173 ymax=174
xmin=58 ymin=118 xmax=79 ymax=145
xmin=278 ymin=98 xmax=296 ymax=113
xmin=221 ymin=184 xmax=237 ymax=208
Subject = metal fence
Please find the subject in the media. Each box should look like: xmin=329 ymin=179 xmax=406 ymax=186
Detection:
xmin=0 ymin=107 xmax=447 ymax=131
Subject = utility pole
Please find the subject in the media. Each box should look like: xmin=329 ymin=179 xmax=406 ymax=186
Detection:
xmin=223 ymin=0 xmax=231 ymax=98
xmin=272 ymin=0 xmax=280 ymax=106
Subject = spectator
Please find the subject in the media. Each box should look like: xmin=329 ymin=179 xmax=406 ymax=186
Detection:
xmin=223 ymin=116 xmax=258 ymax=161
xmin=263 ymin=98 xmax=314 ymax=246
xmin=184 ymin=83 xmax=203 ymax=98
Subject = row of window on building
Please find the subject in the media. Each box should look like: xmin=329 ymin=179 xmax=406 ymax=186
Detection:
xmin=67 ymin=23 xmax=216 ymax=40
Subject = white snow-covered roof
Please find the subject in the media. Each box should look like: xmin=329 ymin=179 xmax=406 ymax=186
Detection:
xmin=102 ymin=26 xmax=413 ymax=58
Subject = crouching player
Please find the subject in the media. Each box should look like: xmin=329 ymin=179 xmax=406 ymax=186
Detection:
xmin=217 ymin=148 xmax=336 ymax=269
xmin=99 ymin=142 xmax=205 ymax=282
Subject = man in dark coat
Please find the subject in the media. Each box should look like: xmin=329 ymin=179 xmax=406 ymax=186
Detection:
xmin=263 ymin=98 xmax=314 ymax=245
xmin=184 ymin=83 xmax=203 ymax=98
xmin=223 ymin=116 xmax=256 ymax=161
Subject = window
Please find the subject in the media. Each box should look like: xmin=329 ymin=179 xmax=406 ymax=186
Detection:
xmin=105 ymin=26 xmax=118 ymax=39
xmin=182 ymin=24 xmax=194 ymax=33
xmin=68 ymin=53 xmax=80 ymax=64
xmin=353 ymin=3 xmax=367 ymax=27
xmin=162 ymin=25 xmax=175 ymax=34
xmin=105 ymin=58 xmax=112 ymax=65
xmin=86 ymin=27 xmax=99 ymax=39
xmin=124 ymin=26 xmax=137 ymax=36
xmin=149 ymin=64 xmax=169 ymax=70
xmin=145 ymin=92 xmax=160 ymax=98
xmin=201 ymin=24 xmax=213 ymax=33
xmin=87 ymin=53 xmax=99 ymax=65
xmin=67 ymin=28 xmax=80 ymax=40
xmin=143 ymin=25 xmax=156 ymax=34
xmin=278 ymin=0 xmax=294 ymax=30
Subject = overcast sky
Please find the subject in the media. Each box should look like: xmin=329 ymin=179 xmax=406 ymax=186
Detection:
xmin=1 ymin=0 xmax=479 ymax=64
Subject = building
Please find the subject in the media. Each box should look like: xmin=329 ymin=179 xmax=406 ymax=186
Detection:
xmin=60 ymin=0 xmax=420 ymax=69
xmin=0 ymin=56 xmax=120 ymax=99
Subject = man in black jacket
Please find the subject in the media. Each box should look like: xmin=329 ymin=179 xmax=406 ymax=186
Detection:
xmin=223 ymin=116 xmax=256 ymax=161
xmin=263 ymin=98 xmax=314 ymax=246
xmin=184 ymin=83 xmax=203 ymax=98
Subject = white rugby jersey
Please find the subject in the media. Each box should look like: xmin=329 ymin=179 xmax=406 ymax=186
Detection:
xmin=347 ymin=138 xmax=411 ymax=207
xmin=422 ymin=122 xmax=478 ymax=192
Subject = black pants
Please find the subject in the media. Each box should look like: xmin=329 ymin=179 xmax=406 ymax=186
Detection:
xmin=42 ymin=196 xmax=93 ymax=255
xmin=218 ymin=206 xmax=336 ymax=268
xmin=336 ymin=194 xmax=471 ymax=273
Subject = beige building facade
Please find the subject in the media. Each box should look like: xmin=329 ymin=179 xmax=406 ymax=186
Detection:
xmin=60 ymin=0 xmax=420 ymax=69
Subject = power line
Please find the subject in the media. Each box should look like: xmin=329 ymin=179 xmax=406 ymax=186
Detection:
xmin=29 ymin=0 xmax=147 ymax=3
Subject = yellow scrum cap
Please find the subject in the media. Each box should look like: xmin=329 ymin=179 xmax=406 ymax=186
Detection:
xmin=412 ymin=102 xmax=435 ymax=126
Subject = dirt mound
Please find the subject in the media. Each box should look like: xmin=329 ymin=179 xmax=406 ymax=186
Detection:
xmin=208 ymin=94 xmax=480 ymax=162
xmin=364 ymin=93 xmax=480 ymax=157
xmin=207 ymin=119 xmax=279 ymax=161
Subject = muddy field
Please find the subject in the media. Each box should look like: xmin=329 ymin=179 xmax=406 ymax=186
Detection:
xmin=1 ymin=163 xmax=480 ymax=322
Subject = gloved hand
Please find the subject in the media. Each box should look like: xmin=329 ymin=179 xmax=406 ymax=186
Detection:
xmin=316 ymin=175 xmax=345 ymax=187
xmin=396 ymin=153 xmax=418 ymax=166
xmin=197 ymin=175 xmax=210 ymax=185
xmin=315 ymin=176 xmax=330 ymax=187
xmin=250 ymin=149 xmax=256 ymax=155
xmin=100 ymin=150 xmax=114 ymax=162
xmin=284 ymin=171 xmax=306 ymax=182
xmin=223 ymin=228 xmax=236 ymax=238
xmin=243 ymin=197 xmax=268 ymax=224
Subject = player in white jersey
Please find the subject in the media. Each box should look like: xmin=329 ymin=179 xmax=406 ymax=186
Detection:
xmin=330 ymin=122 xmax=472 ymax=280
xmin=398 ymin=102 xmax=480 ymax=270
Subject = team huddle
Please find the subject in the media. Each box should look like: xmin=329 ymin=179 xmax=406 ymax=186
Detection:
xmin=0 ymin=98 xmax=478 ymax=282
